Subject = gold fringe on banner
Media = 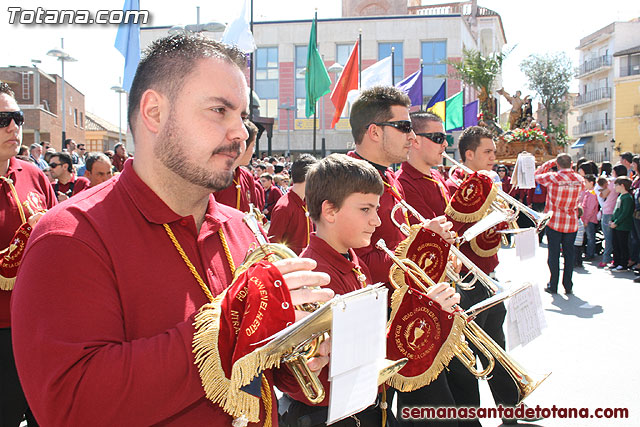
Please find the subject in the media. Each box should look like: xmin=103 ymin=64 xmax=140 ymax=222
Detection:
xmin=0 ymin=275 xmax=16 ymax=291
xmin=445 ymin=183 xmax=499 ymax=224
xmin=386 ymin=286 xmax=466 ymax=392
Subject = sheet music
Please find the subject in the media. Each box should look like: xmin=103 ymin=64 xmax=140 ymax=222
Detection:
xmin=515 ymin=153 xmax=536 ymax=189
xmin=515 ymin=228 xmax=536 ymax=260
xmin=506 ymin=284 xmax=546 ymax=350
xmin=327 ymin=287 xmax=388 ymax=424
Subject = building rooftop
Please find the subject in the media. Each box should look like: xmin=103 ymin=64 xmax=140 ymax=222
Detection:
xmin=614 ymin=45 xmax=640 ymax=57
xmin=85 ymin=111 xmax=120 ymax=133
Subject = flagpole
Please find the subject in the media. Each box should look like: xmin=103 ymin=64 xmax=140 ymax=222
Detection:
xmin=391 ymin=47 xmax=395 ymax=85
xmin=312 ymin=10 xmax=318 ymax=157
xmin=249 ymin=0 xmax=254 ymax=121
xmin=420 ymin=59 xmax=424 ymax=111
xmin=358 ymin=30 xmax=362 ymax=89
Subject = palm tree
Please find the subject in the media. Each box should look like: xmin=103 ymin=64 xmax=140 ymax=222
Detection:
xmin=445 ymin=48 xmax=507 ymax=122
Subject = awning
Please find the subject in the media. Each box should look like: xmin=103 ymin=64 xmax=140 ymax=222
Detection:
xmin=571 ymin=136 xmax=592 ymax=149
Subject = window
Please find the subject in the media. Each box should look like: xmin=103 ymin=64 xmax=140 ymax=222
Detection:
xmin=336 ymin=43 xmax=354 ymax=67
xmin=255 ymin=47 xmax=279 ymax=118
xmin=620 ymin=54 xmax=640 ymax=77
xmin=422 ymin=41 xmax=447 ymax=102
xmin=295 ymin=45 xmax=308 ymax=118
xmin=74 ymin=108 xmax=78 ymax=126
xmin=378 ymin=42 xmax=403 ymax=85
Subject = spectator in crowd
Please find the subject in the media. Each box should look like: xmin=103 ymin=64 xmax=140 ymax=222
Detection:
xmin=42 ymin=166 xmax=55 ymax=184
xmin=65 ymin=139 xmax=79 ymax=164
xmin=83 ymin=153 xmax=114 ymax=188
xmin=581 ymin=174 xmax=599 ymax=260
xmin=575 ymin=206 xmax=585 ymax=267
xmin=259 ymin=172 xmax=283 ymax=219
xmin=75 ymin=143 xmax=87 ymax=166
xmin=496 ymin=164 xmax=512 ymax=194
xmin=610 ymin=176 xmax=634 ymax=271
xmin=48 ymin=152 xmax=89 ymax=201
xmin=535 ymin=153 xmax=585 ymax=295
xmin=600 ymin=161 xmax=612 ymax=177
xmin=18 ymin=145 xmax=28 ymax=156
xmin=620 ymin=152 xmax=634 ymax=178
xmin=273 ymin=173 xmax=289 ymax=194
xmin=598 ymin=165 xmax=627 ymax=267
xmin=112 ymin=143 xmax=128 ymax=172
xmin=29 ymin=143 xmax=48 ymax=170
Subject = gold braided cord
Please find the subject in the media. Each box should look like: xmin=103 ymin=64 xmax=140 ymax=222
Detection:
xmin=1 ymin=176 xmax=27 ymax=224
xmin=234 ymin=178 xmax=241 ymax=210
xmin=163 ymin=223 xmax=215 ymax=303
xmin=217 ymin=228 xmax=236 ymax=276
xmin=261 ymin=375 xmax=273 ymax=427
xmin=384 ymin=181 xmax=410 ymax=226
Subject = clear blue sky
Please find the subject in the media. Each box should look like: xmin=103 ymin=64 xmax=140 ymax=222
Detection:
xmin=2 ymin=0 xmax=639 ymax=128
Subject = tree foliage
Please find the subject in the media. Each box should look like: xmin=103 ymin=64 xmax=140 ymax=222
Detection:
xmin=520 ymin=53 xmax=573 ymax=129
xmin=446 ymin=48 xmax=507 ymax=120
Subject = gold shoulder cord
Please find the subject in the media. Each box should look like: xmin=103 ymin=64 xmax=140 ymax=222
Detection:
xmin=162 ymin=222 xmax=271 ymax=427
xmin=1 ymin=176 xmax=27 ymax=224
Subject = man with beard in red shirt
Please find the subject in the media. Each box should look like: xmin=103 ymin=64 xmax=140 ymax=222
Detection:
xmin=10 ymin=36 xmax=333 ymax=427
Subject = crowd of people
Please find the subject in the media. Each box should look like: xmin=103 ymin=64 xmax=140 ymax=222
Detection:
xmin=0 ymin=32 xmax=636 ymax=427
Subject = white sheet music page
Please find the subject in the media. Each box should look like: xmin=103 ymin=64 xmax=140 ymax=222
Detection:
xmin=506 ymin=284 xmax=546 ymax=350
xmin=516 ymin=152 xmax=537 ymax=189
xmin=515 ymin=228 xmax=536 ymax=260
xmin=327 ymin=287 xmax=387 ymax=424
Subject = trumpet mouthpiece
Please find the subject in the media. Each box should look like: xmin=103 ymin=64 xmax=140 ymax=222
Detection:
xmin=375 ymin=239 xmax=387 ymax=250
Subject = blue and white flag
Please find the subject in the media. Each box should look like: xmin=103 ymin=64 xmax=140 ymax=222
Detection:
xmin=221 ymin=0 xmax=256 ymax=53
xmin=114 ymin=0 xmax=140 ymax=92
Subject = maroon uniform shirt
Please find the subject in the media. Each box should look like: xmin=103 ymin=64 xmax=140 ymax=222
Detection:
xmin=52 ymin=175 xmax=89 ymax=197
xmin=268 ymin=190 xmax=313 ymax=255
xmin=276 ymin=233 xmax=373 ymax=405
xmin=397 ymin=162 xmax=450 ymax=221
xmin=347 ymin=151 xmax=406 ymax=286
xmin=445 ymin=168 xmax=499 ymax=274
xmin=1 ymin=157 xmax=57 ymax=328
xmin=11 ymin=160 xmax=281 ymax=426
xmin=112 ymin=153 xmax=127 ymax=172
xmin=214 ymin=167 xmax=263 ymax=213
xmin=263 ymin=184 xmax=283 ymax=219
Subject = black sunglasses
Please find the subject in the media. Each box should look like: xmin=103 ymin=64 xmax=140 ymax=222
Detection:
xmin=416 ymin=132 xmax=447 ymax=145
xmin=368 ymin=120 xmax=413 ymax=134
xmin=49 ymin=162 xmax=60 ymax=168
xmin=0 ymin=111 xmax=24 ymax=128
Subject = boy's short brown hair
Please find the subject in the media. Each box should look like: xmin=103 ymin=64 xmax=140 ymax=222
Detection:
xmin=596 ymin=176 xmax=608 ymax=187
xmin=305 ymin=154 xmax=384 ymax=222
xmin=615 ymin=176 xmax=632 ymax=192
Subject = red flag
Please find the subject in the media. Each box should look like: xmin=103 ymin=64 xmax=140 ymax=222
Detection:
xmin=330 ymin=40 xmax=359 ymax=128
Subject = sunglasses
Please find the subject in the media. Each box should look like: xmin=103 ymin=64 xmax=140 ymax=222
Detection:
xmin=368 ymin=120 xmax=413 ymax=134
xmin=0 ymin=111 xmax=24 ymax=128
xmin=416 ymin=132 xmax=447 ymax=145
xmin=49 ymin=162 xmax=60 ymax=168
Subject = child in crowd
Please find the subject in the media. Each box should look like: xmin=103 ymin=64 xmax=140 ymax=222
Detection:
xmin=610 ymin=176 xmax=634 ymax=271
xmin=278 ymin=154 xmax=458 ymax=427
xmin=581 ymin=175 xmax=599 ymax=260
xmin=574 ymin=207 xmax=585 ymax=267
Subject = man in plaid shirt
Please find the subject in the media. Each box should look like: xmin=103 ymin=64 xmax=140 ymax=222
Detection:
xmin=535 ymin=153 xmax=586 ymax=295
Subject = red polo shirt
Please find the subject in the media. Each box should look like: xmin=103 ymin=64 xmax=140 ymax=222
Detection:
xmin=268 ymin=190 xmax=313 ymax=255
xmin=397 ymin=162 xmax=450 ymax=221
xmin=1 ymin=157 xmax=57 ymax=328
xmin=11 ymin=160 xmax=279 ymax=426
xmin=277 ymin=233 xmax=373 ymax=405
xmin=445 ymin=168 xmax=499 ymax=275
xmin=214 ymin=167 xmax=264 ymax=213
xmin=347 ymin=151 xmax=406 ymax=286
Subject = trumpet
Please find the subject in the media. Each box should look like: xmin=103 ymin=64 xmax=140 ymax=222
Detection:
xmin=238 ymin=214 xmax=406 ymax=404
xmin=442 ymin=152 xmax=553 ymax=233
xmin=389 ymin=195 xmax=503 ymax=294
xmin=376 ymin=239 xmax=549 ymax=404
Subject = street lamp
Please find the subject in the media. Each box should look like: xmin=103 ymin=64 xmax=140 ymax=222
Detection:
xmin=279 ymin=99 xmax=295 ymax=157
xmin=47 ymin=38 xmax=76 ymax=149
xmin=110 ymin=82 xmax=127 ymax=148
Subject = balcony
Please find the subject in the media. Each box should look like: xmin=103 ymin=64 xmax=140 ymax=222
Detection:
xmin=572 ymin=119 xmax=611 ymax=136
xmin=574 ymin=87 xmax=611 ymax=107
xmin=577 ymin=55 xmax=612 ymax=78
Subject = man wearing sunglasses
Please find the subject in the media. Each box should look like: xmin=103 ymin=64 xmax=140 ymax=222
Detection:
xmin=346 ymin=86 xmax=455 ymax=288
xmin=1 ymin=82 xmax=57 ymax=426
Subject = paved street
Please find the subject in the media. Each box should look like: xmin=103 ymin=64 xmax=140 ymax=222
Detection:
xmin=474 ymin=239 xmax=640 ymax=426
